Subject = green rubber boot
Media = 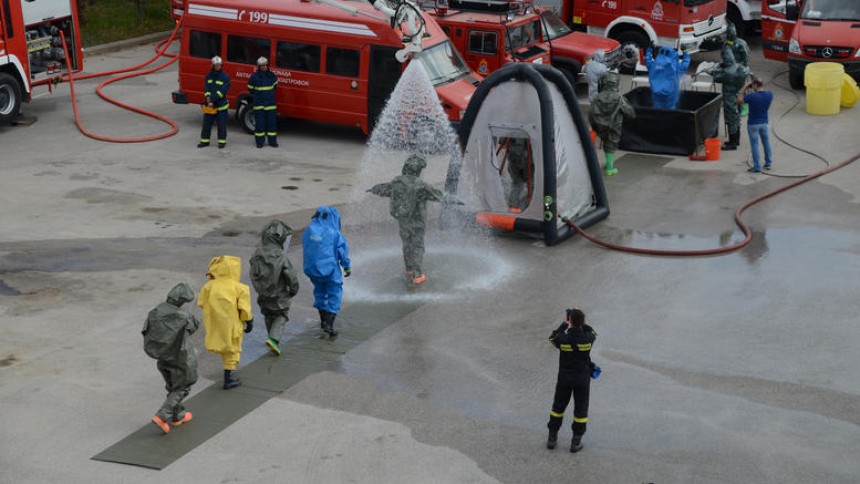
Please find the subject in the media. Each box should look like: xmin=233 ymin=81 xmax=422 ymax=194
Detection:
xmin=604 ymin=151 xmax=618 ymax=176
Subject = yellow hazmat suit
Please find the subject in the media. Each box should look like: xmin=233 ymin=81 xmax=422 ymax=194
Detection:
xmin=197 ymin=256 xmax=252 ymax=370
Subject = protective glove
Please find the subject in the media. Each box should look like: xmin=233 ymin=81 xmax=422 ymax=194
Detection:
xmin=344 ymin=269 xmax=352 ymax=278
xmin=244 ymin=319 xmax=254 ymax=333
xmin=591 ymin=363 xmax=602 ymax=380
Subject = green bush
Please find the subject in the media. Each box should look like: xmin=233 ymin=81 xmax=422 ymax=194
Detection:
xmin=79 ymin=0 xmax=174 ymax=47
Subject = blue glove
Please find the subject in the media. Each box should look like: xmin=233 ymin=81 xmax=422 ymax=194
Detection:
xmin=591 ymin=364 xmax=601 ymax=380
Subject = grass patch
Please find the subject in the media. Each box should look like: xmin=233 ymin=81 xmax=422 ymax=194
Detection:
xmin=79 ymin=0 xmax=174 ymax=47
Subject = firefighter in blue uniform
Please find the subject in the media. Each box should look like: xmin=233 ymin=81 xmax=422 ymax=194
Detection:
xmin=547 ymin=308 xmax=597 ymax=453
xmin=247 ymin=56 xmax=279 ymax=148
xmin=198 ymin=56 xmax=230 ymax=149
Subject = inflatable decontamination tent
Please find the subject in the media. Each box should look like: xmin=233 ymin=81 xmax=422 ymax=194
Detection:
xmin=445 ymin=63 xmax=609 ymax=246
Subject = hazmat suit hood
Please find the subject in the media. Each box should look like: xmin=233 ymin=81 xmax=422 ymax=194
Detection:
xmin=166 ymin=283 xmax=195 ymax=306
xmin=261 ymin=219 xmax=292 ymax=247
xmin=726 ymin=22 xmax=737 ymax=41
xmin=402 ymin=155 xmax=427 ymax=176
xmin=312 ymin=206 xmax=342 ymax=231
xmin=207 ymin=255 xmax=242 ymax=282
xmin=598 ymin=72 xmax=620 ymax=93
xmin=592 ymin=49 xmax=605 ymax=63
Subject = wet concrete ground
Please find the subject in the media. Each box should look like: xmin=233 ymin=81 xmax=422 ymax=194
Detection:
xmin=1 ymin=37 xmax=860 ymax=483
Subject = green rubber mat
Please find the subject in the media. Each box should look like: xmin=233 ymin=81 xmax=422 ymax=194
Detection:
xmin=92 ymin=301 xmax=418 ymax=470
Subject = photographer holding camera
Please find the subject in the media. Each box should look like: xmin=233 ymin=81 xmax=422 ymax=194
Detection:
xmin=737 ymin=77 xmax=774 ymax=173
xmin=546 ymin=308 xmax=598 ymax=453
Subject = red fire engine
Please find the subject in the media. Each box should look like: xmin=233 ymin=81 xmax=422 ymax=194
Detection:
xmin=421 ymin=0 xmax=620 ymax=84
xmin=171 ymin=0 xmax=480 ymax=135
xmin=0 ymin=0 xmax=83 ymax=124
xmin=559 ymin=0 xmax=728 ymax=55
xmin=762 ymin=0 xmax=860 ymax=89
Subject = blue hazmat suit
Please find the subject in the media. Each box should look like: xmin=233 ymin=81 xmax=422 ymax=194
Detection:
xmin=645 ymin=46 xmax=690 ymax=110
xmin=302 ymin=206 xmax=351 ymax=314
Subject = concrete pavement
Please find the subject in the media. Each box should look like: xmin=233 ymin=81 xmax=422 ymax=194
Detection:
xmin=1 ymin=36 xmax=860 ymax=483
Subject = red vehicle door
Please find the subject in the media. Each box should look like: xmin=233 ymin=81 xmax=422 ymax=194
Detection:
xmin=762 ymin=0 xmax=801 ymax=61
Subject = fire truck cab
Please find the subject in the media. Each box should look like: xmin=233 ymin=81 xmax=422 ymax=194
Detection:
xmin=171 ymin=0 xmax=480 ymax=135
xmin=762 ymin=0 xmax=860 ymax=89
xmin=0 ymin=0 xmax=83 ymax=124
xmin=422 ymin=0 xmax=620 ymax=85
xmin=420 ymin=0 xmax=550 ymax=77
xmin=560 ymin=0 xmax=728 ymax=56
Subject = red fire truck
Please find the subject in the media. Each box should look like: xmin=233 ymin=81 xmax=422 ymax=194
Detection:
xmin=421 ymin=0 xmax=620 ymax=85
xmin=559 ymin=0 xmax=728 ymax=56
xmin=171 ymin=0 xmax=480 ymax=135
xmin=762 ymin=0 xmax=860 ymax=89
xmin=0 ymin=0 xmax=83 ymax=124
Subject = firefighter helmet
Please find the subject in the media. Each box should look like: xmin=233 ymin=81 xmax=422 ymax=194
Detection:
xmin=211 ymin=56 xmax=223 ymax=65
xmin=257 ymin=56 xmax=268 ymax=66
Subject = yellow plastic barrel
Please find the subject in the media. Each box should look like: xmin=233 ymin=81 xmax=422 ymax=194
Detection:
xmin=841 ymin=74 xmax=859 ymax=108
xmin=805 ymin=62 xmax=844 ymax=115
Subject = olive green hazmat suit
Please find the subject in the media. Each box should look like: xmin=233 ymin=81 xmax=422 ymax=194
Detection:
xmin=142 ymin=283 xmax=199 ymax=423
xmin=588 ymin=72 xmax=635 ymax=174
xmin=249 ymin=220 xmax=299 ymax=353
xmin=711 ymin=48 xmax=750 ymax=141
xmin=368 ymin=155 xmax=463 ymax=279
xmin=504 ymin=138 xmax=535 ymax=211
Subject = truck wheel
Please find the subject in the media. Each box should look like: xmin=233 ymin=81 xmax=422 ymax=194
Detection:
xmin=0 ymin=72 xmax=23 ymax=125
xmin=727 ymin=5 xmax=746 ymax=38
xmin=789 ymin=68 xmax=804 ymax=90
xmin=557 ymin=61 xmax=581 ymax=89
xmin=236 ymin=100 xmax=255 ymax=135
xmin=614 ymin=31 xmax=649 ymax=75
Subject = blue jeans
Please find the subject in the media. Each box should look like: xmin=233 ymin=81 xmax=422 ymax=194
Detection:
xmin=747 ymin=123 xmax=772 ymax=170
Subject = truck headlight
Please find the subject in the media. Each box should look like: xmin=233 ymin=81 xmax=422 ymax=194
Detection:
xmin=856 ymin=48 xmax=860 ymax=58
xmin=789 ymin=39 xmax=801 ymax=55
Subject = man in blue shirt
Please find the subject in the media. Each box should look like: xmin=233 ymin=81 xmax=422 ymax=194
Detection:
xmin=738 ymin=77 xmax=774 ymax=173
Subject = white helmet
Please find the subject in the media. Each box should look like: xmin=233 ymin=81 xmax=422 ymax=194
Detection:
xmin=257 ymin=56 xmax=268 ymax=66
xmin=211 ymin=56 xmax=223 ymax=65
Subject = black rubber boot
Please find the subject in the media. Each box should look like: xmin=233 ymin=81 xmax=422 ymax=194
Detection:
xmin=570 ymin=434 xmax=583 ymax=453
xmin=547 ymin=429 xmax=558 ymax=449
xmin=223 ymin=370 xmax=241 ymax=390
xmin=319 ymin=310 xmax=330 ymax=334
xmin=325 ymin=312 xmax=338 ymax=337
xmin=722 ymin=131 xmax=739 ymax=151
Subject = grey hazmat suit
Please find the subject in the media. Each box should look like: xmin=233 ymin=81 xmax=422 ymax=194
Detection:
xmin=588 ymin=72 xmax=636 ymax=153
xmin=368 ymin=155 xmax=463 ymax=278
xmin=711 ymin=48 xmax=749 ymax=138
xmin=249 ymin=220 xmax=299 ymax=349
xmin=504 ymin=138 xmax=535 ymax=211
xmin=582 ymin=49 xmax=608 ymax=104
xmin=142 ymin=283 xmax=200 ymax=423
xmin=724 ymin=22 xmax=750 ymax=68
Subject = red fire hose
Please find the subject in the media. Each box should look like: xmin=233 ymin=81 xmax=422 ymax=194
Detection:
xmin=566 ymin=151 xmax=860 ymax=256
xmin=58 ymin=16 xmax=184 ymax=143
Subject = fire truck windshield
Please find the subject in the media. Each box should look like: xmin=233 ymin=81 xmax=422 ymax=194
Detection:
xmin=413 ymin=40 xmax=472 ymax=86
xmin=506 ymin=20 xmax=541 ymax=51
xmin=539 ymin=10 xmax=572 ymax=42
xmin=801 ymin=0 xmax=860 ymax=21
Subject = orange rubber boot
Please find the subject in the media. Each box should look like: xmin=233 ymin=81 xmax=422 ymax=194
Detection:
xmin=171 ymin=411 xmax=193 ymax=427
xmin=152 ymin=416 xmax=170 ymax=434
